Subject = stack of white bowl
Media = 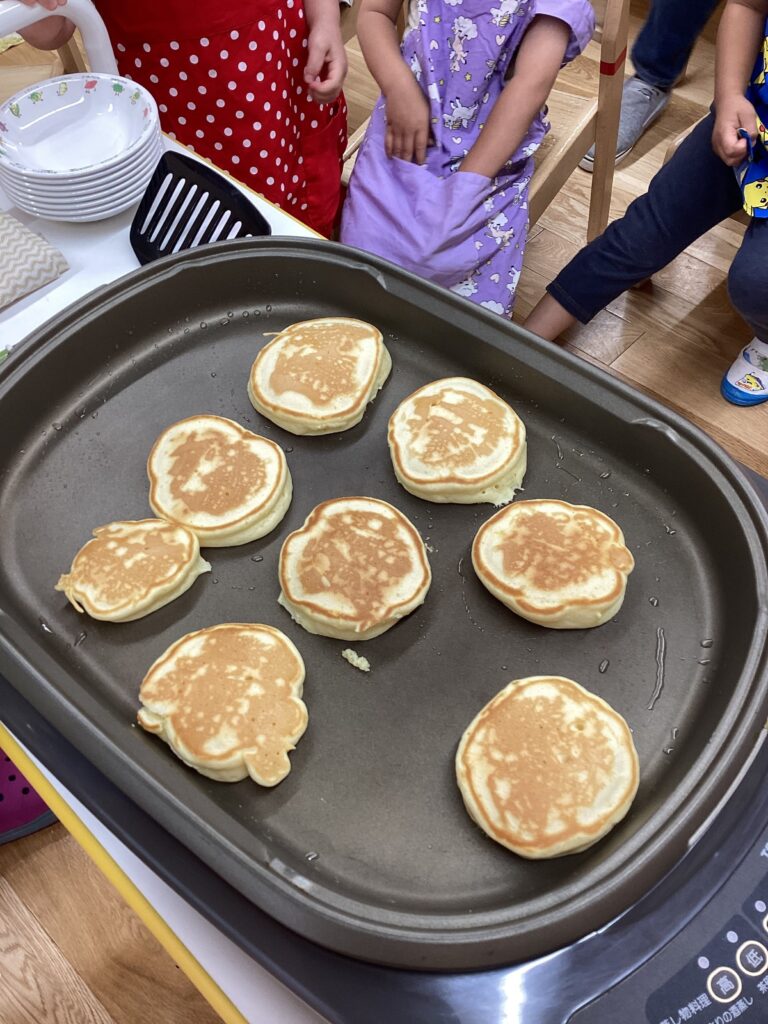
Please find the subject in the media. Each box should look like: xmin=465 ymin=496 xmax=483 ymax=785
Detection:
xmin=0 ymin=73 xmax=162 ymax=223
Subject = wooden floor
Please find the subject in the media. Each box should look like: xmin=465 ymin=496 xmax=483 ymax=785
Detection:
xmin=0 ymin=824 xmax=221 ymax=1024
xmin=0 ymin=4 xmax=764 ymax=1023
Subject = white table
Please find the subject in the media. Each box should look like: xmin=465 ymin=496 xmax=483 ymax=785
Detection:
xmin=1 ymin=145 xmax=316 ymax=347
xmin=0 ymin=145 xmax=328 ymax=1024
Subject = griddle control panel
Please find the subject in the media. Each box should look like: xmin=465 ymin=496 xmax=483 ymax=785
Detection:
xmin=568 ymin=836 xmax=768 ymax=1024
xmin=645 ymin=906 xmax=768 ymax=1023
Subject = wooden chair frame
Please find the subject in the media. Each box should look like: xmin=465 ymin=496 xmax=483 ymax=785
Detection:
xmin=530 ymin=0 xmax=629 ymax=239
xmin=342 ymin=0 xmax=629 ymax=242
xmin=57 ymin=37 xmax=88 ymax=74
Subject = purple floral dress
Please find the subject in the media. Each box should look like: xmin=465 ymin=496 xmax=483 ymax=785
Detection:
xmin=340 ymin=0 xmax=594 ymax=316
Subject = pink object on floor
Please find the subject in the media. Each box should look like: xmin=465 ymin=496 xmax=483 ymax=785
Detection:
xmin=0 ymin=749 xmax=55 ymax=844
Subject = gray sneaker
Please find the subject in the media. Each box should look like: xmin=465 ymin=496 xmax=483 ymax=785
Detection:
xmin=579 ymin=75 xmax=670 ymax=172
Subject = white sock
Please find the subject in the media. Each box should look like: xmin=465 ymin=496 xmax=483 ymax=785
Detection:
xmin=725 ymin=337 xmax=768 ymax=395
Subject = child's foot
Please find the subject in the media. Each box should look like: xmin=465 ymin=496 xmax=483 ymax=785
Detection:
xmin=579 ymin=76 xmax=670 ymax=172
xmin=721 ymin=338 xmax=768 ymax=406
xmin=0 ymin=751 xmax=55 ymax=845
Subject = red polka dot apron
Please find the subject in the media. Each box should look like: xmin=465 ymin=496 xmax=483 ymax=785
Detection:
xmin=95 ymin=0 xmax=347 ymax=236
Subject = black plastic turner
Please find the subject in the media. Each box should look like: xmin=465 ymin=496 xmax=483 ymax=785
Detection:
xmin=129 ymin=151 xmax=271 ymax=265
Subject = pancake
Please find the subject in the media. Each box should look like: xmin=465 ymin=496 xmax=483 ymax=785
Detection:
xmin=456 ymin=675 xmax=639 ymax=858
xmin=56 ymin=519 xmax=210 ymax=622
xmin=472 ymin=499 xmax=634 ymax=629
xmin=388 ymin=377 xmax=527 ymax=504
xmin=248 ymin=317 xmax=391 ymax=434
xmin=138 ymin=623 xmax=308 ymax=785
xmin=148 ymin=414 xmax=292 ymax=547
xmin=278 ymin=496 xmax=431 ymax=640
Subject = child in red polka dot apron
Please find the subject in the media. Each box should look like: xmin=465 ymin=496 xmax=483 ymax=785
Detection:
xmin=20 ymin=0 xmax=349 ymax=236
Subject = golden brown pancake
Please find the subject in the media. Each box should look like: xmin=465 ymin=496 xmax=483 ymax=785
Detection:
xmin=138 ymin=623 xmax=308 ymax=785
xmin=278 ymin=496 xmax=432 ymax=640
xmin=248 ymin=317 xmax=391 ymax=434
xmin=456 ymin=676 xmax=639 ymax=858
xmin=388 ymin=377 xmax=526 ymax=503
xmin=472 ymin=499 xmax=634 ymax=628
xmin=147 ymin=414 xmax=292 ymax=546
xmin=56 ymin=519 xmax=210 ymax=622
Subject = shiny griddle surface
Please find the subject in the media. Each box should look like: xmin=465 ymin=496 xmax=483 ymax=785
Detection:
xmin=0 ymin=239 xmax=766 ymax=969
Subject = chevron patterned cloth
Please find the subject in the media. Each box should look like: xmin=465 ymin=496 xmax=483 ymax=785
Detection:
xmin=0 ymin=212 xmax=68 ymax=313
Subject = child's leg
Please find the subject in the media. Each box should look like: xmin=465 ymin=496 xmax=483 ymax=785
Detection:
xmin=0 ymin=749 xmax=55 ymax=844
xmin=526 ymin=111 xmax=743 ymax=340
xmin=523 ymin=293 xmax=577 ymax=342
xmin=722 ymin=221 xmax=768 ymax=405
xmin=632 ymin=0 xmax=721 ymax=91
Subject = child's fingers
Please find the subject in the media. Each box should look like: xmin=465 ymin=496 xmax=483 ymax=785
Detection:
xmin=727 ymin=129 xmax=749 ymax=163
xmin=385 ymin=125 xmax=394 ymax=159
xmin=414 ymin=126 xmax=428 ymax=165
xmin=312 ymin=86 xmax=340 ymax=102
xmin=713 ymin=119 xmax=749 ymax=166
xmin=308 ymin=76 xmax=333 ymax=102
xmin=719 ymin=136 xmax=747 ymax=166
xmin=737 ymin=107 xmax=758 ymax=140
xmin=316 ymin=60 xmax=345 ymax=101
xmin=401 ymin=132 xmax=415 ymax=162
xmin=304 ymin=43 xmax=327 ymax=84
xmin=305 ymin=44 xmax=346 ymax=102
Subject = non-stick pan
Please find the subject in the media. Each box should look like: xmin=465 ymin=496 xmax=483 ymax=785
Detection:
xmin=0 ymin=239 xmax=766 ymax=970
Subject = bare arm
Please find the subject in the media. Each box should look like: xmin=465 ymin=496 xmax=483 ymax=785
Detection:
xmin=16 ymin=0 xmax=74 ymax=50
xmin=357 ymin=0 xmax=409 ymax=94
xmin=303 ymin=0 xmax=348 ymax=102
xmin=357 ymin=0 xmax=430 ymax=163
xmin=460 ymin=15 xmax=569 ymax=178
xmin=713 ymin=0 xmax=768 ymax=164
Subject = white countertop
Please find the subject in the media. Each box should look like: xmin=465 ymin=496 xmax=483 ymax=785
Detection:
xmin=1 ymin=139 xmax=315 ymax=351
xmin=0 ymin=143 xmax=326 ymax=1024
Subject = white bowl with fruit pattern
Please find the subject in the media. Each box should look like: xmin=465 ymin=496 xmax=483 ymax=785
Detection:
xmin=0 ymin=74 xmax=159 ymax=179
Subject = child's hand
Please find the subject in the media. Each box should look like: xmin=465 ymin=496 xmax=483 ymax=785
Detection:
xmin=304 ymin=23 xmax=348 ymax=103
xmin=19 ymin=0 xmax=67 ymax=9
xmin=713 ymin=95 xmax=759 ymax=165
xmin=384 ymin=76 xmax=430 ymax=164
xmin=15 ymin=0 xmax=73 ymax=50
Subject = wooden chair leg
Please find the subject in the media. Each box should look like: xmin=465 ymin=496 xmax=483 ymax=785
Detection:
xmin=57 ymin=37 xmax=87 ymax=74
xmin=341 ymin=116 xmax=371 ymax=186
xmin=587 ymin=0 xmax=630 ymax=241
xmin=587 ymin=67 xmax=622 ymax=241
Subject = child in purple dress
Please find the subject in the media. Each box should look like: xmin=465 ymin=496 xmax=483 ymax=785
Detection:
xmin=340 ymin=0 xmax=594 ymax=316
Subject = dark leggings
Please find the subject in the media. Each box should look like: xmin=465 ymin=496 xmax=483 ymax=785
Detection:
xmin=631 ymin=0 xmax=721 ymax=91
xmin=548 ymin=111 xmax=768 ymax=342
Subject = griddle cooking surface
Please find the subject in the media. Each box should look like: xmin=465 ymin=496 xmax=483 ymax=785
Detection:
xmin=0 ymin=240 xmax=765 ymax=969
